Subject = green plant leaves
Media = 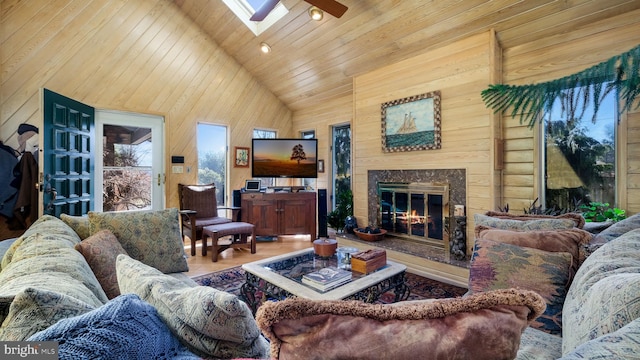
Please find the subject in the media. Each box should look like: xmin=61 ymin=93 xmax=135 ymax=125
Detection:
xmin=481 ymin=44 xmax=640 ymax=128
xmin=579 ymin=201 xmax=626 ymax=223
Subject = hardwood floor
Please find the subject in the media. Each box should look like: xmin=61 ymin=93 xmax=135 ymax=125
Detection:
xmin=184 ymin=235 xmax=314 ymax=277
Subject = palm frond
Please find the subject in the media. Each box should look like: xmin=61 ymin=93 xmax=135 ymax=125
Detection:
xmin=481 ymin=44 xmax=640 ymax=128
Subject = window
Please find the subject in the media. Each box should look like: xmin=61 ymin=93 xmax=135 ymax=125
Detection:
xmin=332 ymin=124 xmax=351 ymax=210
xmin=253 ymin=129 xmax=277 ymax=187
xmin=541 ymin=84 xmax=617 ymax=210
xmin=96 ymin=110 xmax=164 ymax=212
xmin=221 ymin=0 xmax=288 ymax=36
xmin=197 ymin=123 xmax=227 ymax=206
xmin=301 ymin=130 xmax=316 ymax=189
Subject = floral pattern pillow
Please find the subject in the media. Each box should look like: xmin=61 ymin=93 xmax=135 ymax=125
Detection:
xmin=469 ymin=238 xmax=573 ymax=335
xmin=88 ymin=209 xmax=188 ymax=273
xmin=474 ymin=214 xmax=577 ymax=231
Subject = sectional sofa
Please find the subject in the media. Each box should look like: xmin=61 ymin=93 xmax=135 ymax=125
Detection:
xmin=1 ymin=209 xmax=638 ymax=359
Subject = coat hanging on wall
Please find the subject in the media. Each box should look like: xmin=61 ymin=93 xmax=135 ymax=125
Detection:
xmin=0 ymin=142 xmax=18 ymax=219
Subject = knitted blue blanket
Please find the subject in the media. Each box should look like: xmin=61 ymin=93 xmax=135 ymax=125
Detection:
xmin=28 ymin=294 xmax=200 ymax=360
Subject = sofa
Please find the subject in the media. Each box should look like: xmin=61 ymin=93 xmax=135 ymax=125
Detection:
xmin=471 ymin=212 xmax=640 ymax=359
xmin=0 ymin=209 xmax=269 ymax=359
xmin=2 ymin=208 xmax=637 ymax=359
xmin=0 ymin=208 xmax=548 ymax=360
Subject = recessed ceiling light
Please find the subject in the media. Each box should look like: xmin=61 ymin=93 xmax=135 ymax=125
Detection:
xmin=260 ymin=42 xmax=271 ymax=54
xmin=308 ymin=6 xmax=323 ymax=21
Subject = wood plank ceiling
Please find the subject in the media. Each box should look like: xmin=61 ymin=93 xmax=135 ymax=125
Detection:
xmin=173 ymin=0 xmax=640 ymax=112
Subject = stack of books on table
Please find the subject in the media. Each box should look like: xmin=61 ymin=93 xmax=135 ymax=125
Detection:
xmin=302 ymin=267 xmax=352 ymax=291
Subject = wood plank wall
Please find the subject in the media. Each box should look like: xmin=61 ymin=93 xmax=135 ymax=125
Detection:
xmin=0 ymin=0 xmax=292 ymax=209
xmin=291 ymin=94 xmax=353 ymax=195
xmin=292 ymin=14 xmax=640 ymax=255
xmin=303 ymin=32 xmax=498 ymax=255
xmin=502 ymin=10 xmax=640 ymax=214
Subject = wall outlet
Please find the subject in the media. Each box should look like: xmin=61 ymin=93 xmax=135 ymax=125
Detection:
xmin=172 ymin=165 xmax=184 ymax=173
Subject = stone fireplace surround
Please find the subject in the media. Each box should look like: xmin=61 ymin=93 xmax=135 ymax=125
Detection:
xmin=335 ymin=169 xmax=469 ymax=285
xmin=366 ymin=169 xmax=466 ymax=227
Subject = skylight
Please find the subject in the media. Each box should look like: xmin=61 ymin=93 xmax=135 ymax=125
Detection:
xmin=222 ymin=0 xmax=288 ymax=36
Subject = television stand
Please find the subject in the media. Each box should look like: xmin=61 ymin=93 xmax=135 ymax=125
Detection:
xmin=266 ymin=186 xmax=308 ymax=193
xmin=241 ymin=191 xmax=316 ymax=240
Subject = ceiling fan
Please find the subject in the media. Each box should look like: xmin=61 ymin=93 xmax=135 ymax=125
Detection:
xmin=250 ymin=0 xmax=348 ymax=21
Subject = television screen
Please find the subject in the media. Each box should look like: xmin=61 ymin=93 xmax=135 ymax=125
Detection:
xmin=252 ymin=138 xmax=318 ymax=178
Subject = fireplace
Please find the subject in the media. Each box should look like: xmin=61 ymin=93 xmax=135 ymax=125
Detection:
xmin=378 ymin=182 xmax=449 ymax=248
xmin=366 ymin=169 xmax=468 ymax=261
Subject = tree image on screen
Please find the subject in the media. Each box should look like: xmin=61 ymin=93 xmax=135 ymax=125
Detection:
xmin=291 ymin=144 xmax=307 ymax=164
xmin=252 ymin=139 xmax=317 ymax=178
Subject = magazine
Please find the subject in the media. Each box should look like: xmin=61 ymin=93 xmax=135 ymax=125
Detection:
xmin=302 ymin=275 xmax=351 ymax=291
xmin=302 ymin=267 xmax=352 ymax=291
xmin=303 ymin=267 xmax=351 ymax=284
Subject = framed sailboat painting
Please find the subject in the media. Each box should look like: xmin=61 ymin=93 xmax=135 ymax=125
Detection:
xmin=381 ymin=91 xmax=441 ymax=152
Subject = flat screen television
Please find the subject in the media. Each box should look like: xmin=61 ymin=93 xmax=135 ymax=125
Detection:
xmin=252 ymin=138 xmax=318 ymax=178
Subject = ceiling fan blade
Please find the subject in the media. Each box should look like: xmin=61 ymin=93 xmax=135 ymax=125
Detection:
xmin=249 ymin=0 xmax=280 ymax=21
xmin=304 ymin=0 xmax=348 ymax=18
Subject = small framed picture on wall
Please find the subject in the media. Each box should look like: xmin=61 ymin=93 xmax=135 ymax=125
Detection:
xmin=318 ymin=159 xmax=325 ymax=173
xmin=234 ymin=147 xmax=250 ymax=168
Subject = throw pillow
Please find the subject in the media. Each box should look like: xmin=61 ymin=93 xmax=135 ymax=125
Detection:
xmin=469 ymin=238 xmax=572 ymax=335
xmin=2 ymin=215 xmax=82 ymax=269
xmin=474 ymin=213 xmax=577 ymax=231
xmin=0 ymin=231 xmax=107 ymax=309
xmin=75 ymin=229 xmax=129 ymax=299
xmin=88 ymin=208 xmax=188 ymax=273
xmin=60 ymin=213 xmax=91 ymax=239
xmin=256 ymin=288 xmax=545 ymax=360
xmin=0 ymin=217 xmax=109 ymax=333
xmin=116 ymin=254 xmax=269 ymax=359
xmin=0 ymin=288 xmax=95 ymax=341
xmin=562 ymin=228 xmax=640 ymax=355
xmin=28 ymin=294 xmax=200 ymax=360
xmin=474 ymin=225 xmax=592 ymax=280
xmin=592 ymin=212 xmax=640 ymax=244
xmin=484 ymin=211 xmax=585 ymax=228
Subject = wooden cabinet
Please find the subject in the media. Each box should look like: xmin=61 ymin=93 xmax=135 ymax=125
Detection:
xmin=241 ymin=192 xmax=316 ymax=240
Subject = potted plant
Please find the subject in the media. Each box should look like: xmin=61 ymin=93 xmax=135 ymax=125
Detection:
xmin=327 ymin=189 xmax=353 ymax=233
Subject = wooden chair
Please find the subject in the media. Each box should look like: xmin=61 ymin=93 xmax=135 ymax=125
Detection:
xmin=178 ymin=183 xmax=239 ymax=256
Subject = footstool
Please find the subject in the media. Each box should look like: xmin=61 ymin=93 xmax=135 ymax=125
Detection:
xmin=202 ymin=222 xmax=256 ymax=262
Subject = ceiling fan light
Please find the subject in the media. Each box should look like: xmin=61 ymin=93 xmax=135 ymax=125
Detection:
xmin=308 ymin=6 xmax=323 ymax=21
xmin=260 ymin=42 xmax=271 ymax=54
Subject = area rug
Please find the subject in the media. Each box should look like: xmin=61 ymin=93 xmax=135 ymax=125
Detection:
xmin=191 ymin=266 xmax=467 ymax=305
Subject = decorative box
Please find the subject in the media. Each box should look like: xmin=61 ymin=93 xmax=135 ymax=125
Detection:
xmin=351 ymin=249 xmax=387 ymax=274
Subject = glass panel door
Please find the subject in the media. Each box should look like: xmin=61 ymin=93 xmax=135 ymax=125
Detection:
xmin=95 ymin=111 xmax=164 ymax=211
xmin=331 ymin=124 xmax=351 ymax=210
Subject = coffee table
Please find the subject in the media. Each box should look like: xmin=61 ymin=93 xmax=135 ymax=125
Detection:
xmin=241 ymin=248 xmax=409 ymax=313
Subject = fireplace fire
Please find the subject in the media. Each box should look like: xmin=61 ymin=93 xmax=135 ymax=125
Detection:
xmin=378 ymin=182 xmax=450 ymax=249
